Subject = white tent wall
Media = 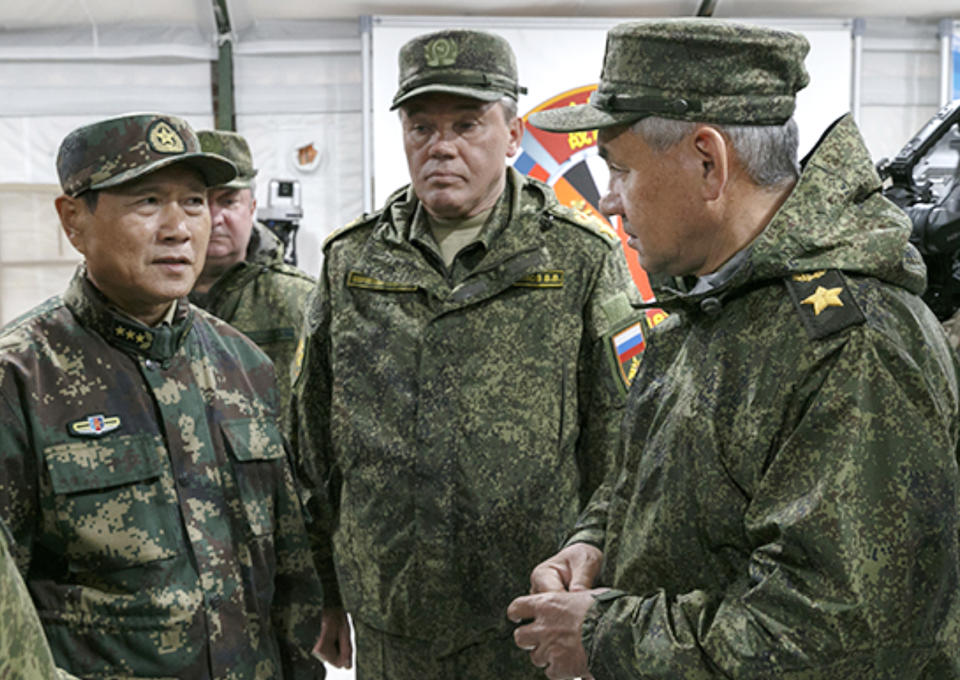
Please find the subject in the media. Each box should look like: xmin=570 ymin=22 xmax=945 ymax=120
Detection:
xmin=859 ymin=17 xmax=946 ymax=164
xmin=232 ymin=18 xmax=365 ymax=279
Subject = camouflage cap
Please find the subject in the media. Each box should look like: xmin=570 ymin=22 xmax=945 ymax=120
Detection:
xmin=391 ymin=29 xmax=527 ymax=110
xmin=56 ymin=113 xmax=237 ymax=197
xmin=528 ymin=19 xmax=810 ymax=133
xmin=197 ymin=129 xmax=258 ymax=190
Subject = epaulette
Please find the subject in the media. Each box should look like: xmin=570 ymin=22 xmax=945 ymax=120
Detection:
xmin=322 ymin=210 xmax=381 ymax=250
xmin=547 ymin=203 xmax=619 ymax=245
xmin=783 ymin=269 xmax=865 ymax=340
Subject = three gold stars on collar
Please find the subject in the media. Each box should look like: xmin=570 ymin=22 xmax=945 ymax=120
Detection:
xmin=114 ymin=324 xmax=151 ymax=348
xmin=801 ymin=285 xmax=844 ymax=316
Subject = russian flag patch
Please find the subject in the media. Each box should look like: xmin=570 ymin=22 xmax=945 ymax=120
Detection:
xmin=610 ymin=321 xmax=646 ymax=390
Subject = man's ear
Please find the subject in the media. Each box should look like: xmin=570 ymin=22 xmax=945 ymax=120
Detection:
xmin=506 ymin=115 xmax=524 ymax=158
xmin=691 ymin=125 xmax=730 ymax=202
xmin=55 ymin=194 xmax=87 ymax=255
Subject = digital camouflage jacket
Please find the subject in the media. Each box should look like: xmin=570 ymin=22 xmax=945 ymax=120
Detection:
xmin=293 ymin=168 xmax=644 ymax=655
xmin=0 ymin=517 xmax=78 ymax=680
xmin=0 ymin=270 xmax=324 ymax=679
xmin=571 ymin=115 xmax=960 ymax=678
xmin=190 ymin=223 xmax=315 ymax=422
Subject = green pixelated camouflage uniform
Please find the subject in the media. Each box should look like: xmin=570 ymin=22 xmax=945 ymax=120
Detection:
xmin=189 ymin=223 xmax=315 ymax=421
xmin=0 ymin=269 xmax=324 ymax=679
xmin=292 ymin=167 xmax=643 ymax=676
xmin=570 ymin=116 xmax=960 ymax=678
xmin=0 ymin=516 xmax=80 ymax=680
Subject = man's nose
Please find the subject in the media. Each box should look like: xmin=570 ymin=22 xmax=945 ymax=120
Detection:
xmin=599 ymin=191 xmax=621 ymax=219
xmin=427 ymin=128 xmax=457 ymax=158
xmin=158 ymin=202 xmax=192 ymax=241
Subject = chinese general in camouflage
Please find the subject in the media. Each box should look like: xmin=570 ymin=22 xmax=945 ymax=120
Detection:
xmin=509 ymin=19 xmax=960 ymax=679
xmin=190 ymin=130 xmax=315 ymax=425
xmin=0 ymin=113 xmax=325 ymax=679
xmin=292 ymin=29 xmax=644 ymax=678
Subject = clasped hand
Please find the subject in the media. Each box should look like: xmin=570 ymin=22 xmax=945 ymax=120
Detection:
xmin=507 ymin=543 xmax=605 ymax=680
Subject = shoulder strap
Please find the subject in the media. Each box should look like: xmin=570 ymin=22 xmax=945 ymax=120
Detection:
xmin=783 ymin=269 xmax=866 ymax=340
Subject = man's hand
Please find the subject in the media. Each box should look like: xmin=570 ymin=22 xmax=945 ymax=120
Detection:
xmin=529 ymin=543 xmax=603 ymax=593
xmin=313 ymin=607 xmax=353 ymax=669
xmin=507 ymin=588 xmax=606 ymax=680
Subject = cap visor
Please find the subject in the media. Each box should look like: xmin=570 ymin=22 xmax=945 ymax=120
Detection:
xmin=527 ymin=103 xmax=647 ymax=133
xmin=218 ymin=178 xmax=254 ymax=190
xmin=391 ymin=84 xmax=506 ymax=110
xmin=89 ymin=152 xmax=237 ymax=192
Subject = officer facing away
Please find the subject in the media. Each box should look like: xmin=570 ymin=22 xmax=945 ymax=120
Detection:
xmin=509 ymin=18 xmax=960 ymax=680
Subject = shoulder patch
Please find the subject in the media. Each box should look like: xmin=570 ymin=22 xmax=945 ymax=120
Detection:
xmin=783 ymin=269 xmax=865 ymax=340
xmin=605 ymin=318 xmax=647 ymax=395
xmin=549 ymin=203 xmax=619 ymax=245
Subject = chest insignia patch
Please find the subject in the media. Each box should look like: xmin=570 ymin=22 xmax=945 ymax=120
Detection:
xmin=347 ymin=271 xmax=417 ymax=292
xmin=68 ymin=414 xmax=121 ymax=438
xmin=513 ymin=271 xmax=564 ymax=288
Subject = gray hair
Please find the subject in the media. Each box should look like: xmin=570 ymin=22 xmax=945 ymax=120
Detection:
xmin=499 ymin=96 xmax=518 ymax=124
xmin=631 ymin=116 xmax=800 ymax=188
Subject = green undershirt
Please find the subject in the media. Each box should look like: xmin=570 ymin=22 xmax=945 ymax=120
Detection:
xmin=426 ymin=206 xmax=495 ymax=268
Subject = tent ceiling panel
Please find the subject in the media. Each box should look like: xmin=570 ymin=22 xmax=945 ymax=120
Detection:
xmin=230 ymin=0 xmax=956 ymax=19
xmin=0 ymin=0 xmax=215 ymax=29
xmin=0 ymin=0 xmax=956 ymax=30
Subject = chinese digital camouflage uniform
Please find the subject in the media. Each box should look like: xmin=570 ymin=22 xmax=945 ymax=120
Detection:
xmin=530 ymin=19 xmax=960 ymax=679
xmin=190 ymin=222 xmax=315 ymax=419
xmin=293 ymin=166 xmax=643 ymax=677
xmin=0 ymin=272 xmax=325 ymax=679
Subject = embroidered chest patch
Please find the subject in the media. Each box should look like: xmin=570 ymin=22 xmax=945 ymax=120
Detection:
xmin=68 ymin=414 xmax=121 ymax=438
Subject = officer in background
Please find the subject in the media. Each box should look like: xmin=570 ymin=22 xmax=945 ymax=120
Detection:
xmin=0 ymin=113 xmax=325 ymax=678
xmin=191 ymin=130 xmax=316 ymax=420
xmin=293 ymin=28 xmax=645 ymax=679
xmin=508 ymin=19 xmax=960 ymax=679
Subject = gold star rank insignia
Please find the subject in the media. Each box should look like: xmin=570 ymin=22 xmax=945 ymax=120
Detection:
xmin=801 ymin=286 xmax=844 ymax=316
xmin=784 ymin=269 xmax=865 ymax=340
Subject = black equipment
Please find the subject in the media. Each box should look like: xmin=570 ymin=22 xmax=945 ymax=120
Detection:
xmin=878 ymin=99 xmax=960 ymax=320
xmin=258 ymin=179 xmax=303 ymax=266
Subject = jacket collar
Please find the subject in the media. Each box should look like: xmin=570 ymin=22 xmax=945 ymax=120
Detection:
xmin=350 ymin=168 xmax=553 ymax=301
xmin=650 ymin=114 xmax=925 ymax=313
xmin=64 ymin=266 xmax=193 ymax=362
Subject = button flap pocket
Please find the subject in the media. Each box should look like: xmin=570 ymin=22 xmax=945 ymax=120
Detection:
xmin=44 ymin=434 xmax=164 ymax=494
xmin=220 ymin=418 xmax=286 ymax=462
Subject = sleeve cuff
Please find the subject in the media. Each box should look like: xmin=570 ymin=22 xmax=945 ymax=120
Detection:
xmin=581 ymin=590 xmax=628 ymax=678
xmin=563 ymin=531 xmax=605 ymax=551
